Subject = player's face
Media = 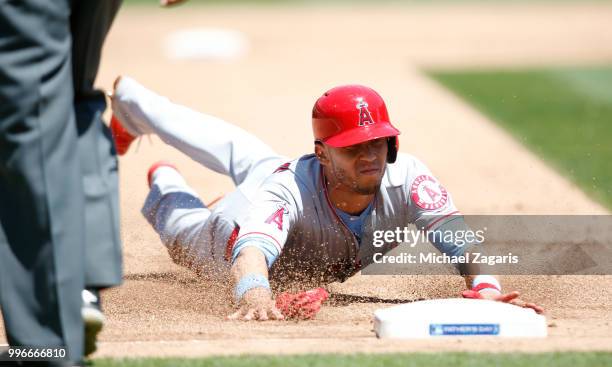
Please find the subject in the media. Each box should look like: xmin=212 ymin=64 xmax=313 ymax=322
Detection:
xmin=321 ymin=138 xmax=388 ymax=195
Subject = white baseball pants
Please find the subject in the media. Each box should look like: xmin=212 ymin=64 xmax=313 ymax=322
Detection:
xmin=112 ymin=77 xmax=286 ymax=274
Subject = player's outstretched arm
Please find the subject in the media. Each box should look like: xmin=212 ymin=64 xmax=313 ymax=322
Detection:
xmin=460 ymin=270 xmax=544 ymax=314
xmin=422 ymin=215 xmax=544 ymax=314
xmin=227 ymin=247 xmax=284 ymax=321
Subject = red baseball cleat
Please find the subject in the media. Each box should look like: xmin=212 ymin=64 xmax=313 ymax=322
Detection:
xmin=147 ymin=161 xmax=179 ymax=188
xmin=110 ymin=115 xmax=136 ymax=155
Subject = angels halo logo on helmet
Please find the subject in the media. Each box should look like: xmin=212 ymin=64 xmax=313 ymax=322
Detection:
xmin=312 ymin=84 xmax=401 ymax=163
xmin=356 ymin=99 xmax=375 ymax=126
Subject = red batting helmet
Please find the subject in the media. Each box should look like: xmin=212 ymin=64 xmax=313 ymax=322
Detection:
xmin=312 ymin=85 xmax=401 ymax=163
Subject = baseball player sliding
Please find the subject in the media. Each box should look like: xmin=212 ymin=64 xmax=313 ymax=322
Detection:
xmin=110 ymin=76 xmax=543 ymax=321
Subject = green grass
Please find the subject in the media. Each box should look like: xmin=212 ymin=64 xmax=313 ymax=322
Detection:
xmin=429 ymin=65 xmax=612 ymax=210
xmin=93 ymin=352 xmax=612 ymax=367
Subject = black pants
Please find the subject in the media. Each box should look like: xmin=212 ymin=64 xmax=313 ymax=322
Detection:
xmin=0 ymin=0 xmax=122 ymax=364
xmin=72 ymin=0 xmax=123 ymax=288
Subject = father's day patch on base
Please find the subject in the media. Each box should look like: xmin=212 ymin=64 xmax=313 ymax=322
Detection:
xmin=429 ymin=323 xmax=500 ymax=336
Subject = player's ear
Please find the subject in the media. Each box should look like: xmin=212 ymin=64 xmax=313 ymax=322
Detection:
xmin=314 ymin=141 xmax=330 ymax=166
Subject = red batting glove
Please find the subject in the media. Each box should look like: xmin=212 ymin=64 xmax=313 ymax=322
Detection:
xmin=275 ymin=288 xmax=329 ymax=320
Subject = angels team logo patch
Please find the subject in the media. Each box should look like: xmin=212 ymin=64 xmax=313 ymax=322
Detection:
xmin=410 ymin=175 xmax=448 ymax=210
xmin=265 ymin=203 xmax=289 ymax=231
xmin=356 ymin=99 xmax=375 ymax=126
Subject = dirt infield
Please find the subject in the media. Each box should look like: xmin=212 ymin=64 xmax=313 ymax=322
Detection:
xmin=2 ymin=1 xmax=612 ymax=357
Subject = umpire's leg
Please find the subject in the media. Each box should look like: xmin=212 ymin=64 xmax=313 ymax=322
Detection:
xmin=71 ymin=0 xmax=123 ymax=289
xmin=0 ymin=0 xmax=85 ymax=364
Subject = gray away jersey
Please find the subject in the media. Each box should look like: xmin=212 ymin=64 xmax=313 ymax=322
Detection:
xmin=230 ymin=153 xmax=464 ymax=287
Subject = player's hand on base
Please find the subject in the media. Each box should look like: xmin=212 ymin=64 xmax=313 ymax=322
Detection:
xmin=462 ymin=289 xmax=544 ymax=314
xmin=227 ymin=287 xmax=284 ymax=321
